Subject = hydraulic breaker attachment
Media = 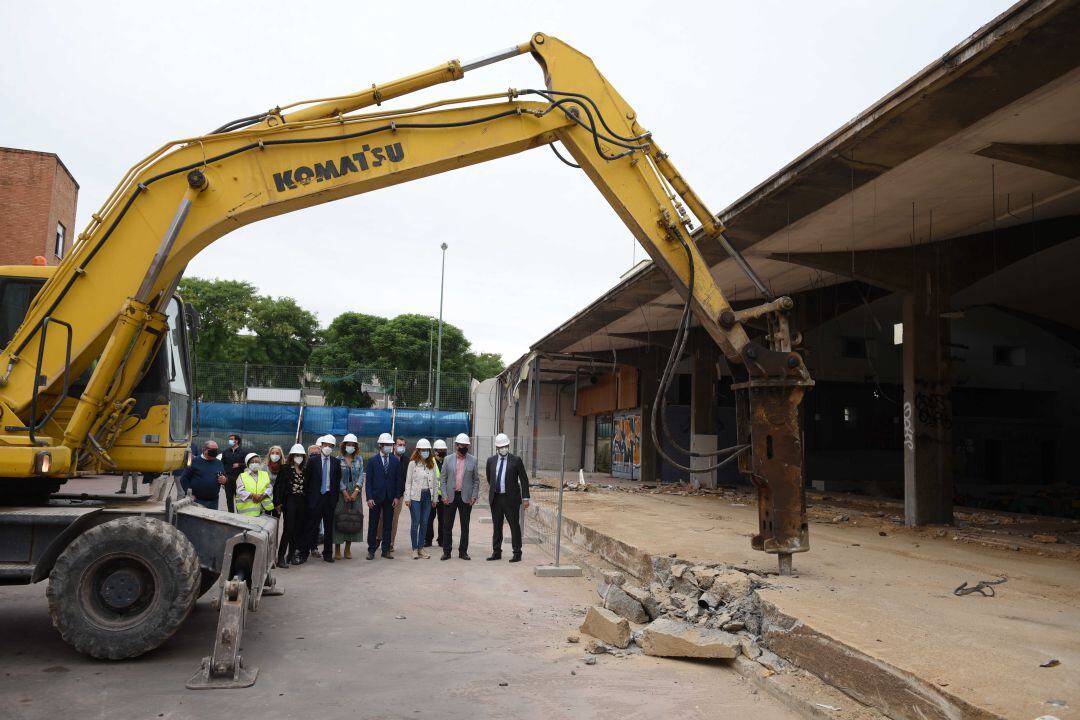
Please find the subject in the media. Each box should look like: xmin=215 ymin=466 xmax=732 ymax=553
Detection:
xmin=186 ymin=578 xmax=256 ymax=690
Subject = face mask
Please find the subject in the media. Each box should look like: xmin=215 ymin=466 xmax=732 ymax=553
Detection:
xmin=456 ymin=446 xmax=467 ymax=456
xmin=227 ymin=439 xmax=236 ymax=447
xmin=395 ymin=445 xmax=406 ymax=455
xmin=344 ymin=444 xmax=356 ymax=454
xmin=206 ymin=449 xmax=219 ymax=458
xmin=321 ymin=446 xmax=333 ymax=456
xmin=248 ymin=462 xmax=260 ymax=472
xmin=436 ymin=450 xmax=446 ymax=458
xmin=420 ymin=450 xmax=430 ymax=459
xmin=498 ymin=447 xmax=509 ymax=457
xmin=293 ymin=456 xmax=303 ymax=466
xmin=269 ymin=453 xmax=281 ymax=462
xmin=382 ymin=445 xmax=393 ymax=455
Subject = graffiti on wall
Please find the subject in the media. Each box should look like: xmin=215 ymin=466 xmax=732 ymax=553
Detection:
xmin=612 ymin=410 xmax=641 ymax=480
xmin=914 ymin=392 xmax=952 ymax=429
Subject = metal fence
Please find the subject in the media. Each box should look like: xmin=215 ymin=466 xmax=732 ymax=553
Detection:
xmin=193 ymin=361 xmax=472 ymax=410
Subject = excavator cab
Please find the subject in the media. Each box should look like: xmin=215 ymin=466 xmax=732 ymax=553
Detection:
xmin=0 ymin=264 xmax=194 ymax=496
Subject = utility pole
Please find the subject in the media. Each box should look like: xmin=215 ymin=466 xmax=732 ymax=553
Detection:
xmin=435 ymin=242 xmax=448 ymax=410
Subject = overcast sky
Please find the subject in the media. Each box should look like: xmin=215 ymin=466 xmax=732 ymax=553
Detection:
xmin=1 ymin=0 xmax=1015 ymax=364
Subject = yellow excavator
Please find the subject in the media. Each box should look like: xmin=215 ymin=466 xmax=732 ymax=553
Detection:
xmin=0 ymin=33 xmax=812 ymax=685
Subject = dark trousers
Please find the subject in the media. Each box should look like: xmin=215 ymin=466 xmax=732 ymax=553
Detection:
xmin=224 ymin=475 xmax=237 ymax=513
xmin=280 ymin=494 xmax=305 ymax=559
xmin=367 ymin=500 xmax=395 ymax=553
xmin=490 ymin=494 xmax=523 ymax=556
xmin=425 ymin=498 xmax=442 ymax=547
xmin=304 ymin=494 xmax=335 ymax=559
xmin=441 ymin=491 xmax=472 ymax=554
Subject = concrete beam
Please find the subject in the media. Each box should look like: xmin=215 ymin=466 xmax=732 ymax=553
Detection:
xmin=975 ymin=142 xmax=1080 ymax=181
xmin=770 ymin=214 xmax=1080 ymax=294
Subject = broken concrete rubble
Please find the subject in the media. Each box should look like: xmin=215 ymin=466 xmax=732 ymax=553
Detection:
xmin=690 ymin=566 xmax=718 ymax=589
xmin=710 ymin=569 xmax=752 ymax=604
xmin=597 ymin=582 xmax=648 ymax=623
xmin=639 ymin=618 xmax=741 ymax=659
xmin=579 ymin=606 xmax=630 ymax=649
xmin=602 ymin=570 xmax=627 ymax=586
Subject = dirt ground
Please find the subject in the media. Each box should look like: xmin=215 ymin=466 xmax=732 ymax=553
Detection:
xmin=540 ymin=479 xmax=1080 ymax=720
xmin=0 ymin=493 xmax=799 ymax=720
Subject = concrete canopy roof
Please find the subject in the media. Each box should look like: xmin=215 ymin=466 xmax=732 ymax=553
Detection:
xmin=532 ymin=0 xmax=1080 ymax=356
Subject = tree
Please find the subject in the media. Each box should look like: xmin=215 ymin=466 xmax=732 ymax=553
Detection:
xmin=178 ymin=278 xmax=256 ymax=363
xmin=309 ymin=312 xmax=389 ymax=407
xmin=467 ymin=351 xmax=504 ymax=380
xmin=247 ymin=296 xmax=320 ymax=367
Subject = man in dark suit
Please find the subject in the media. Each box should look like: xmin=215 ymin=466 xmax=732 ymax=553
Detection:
xmin=303 ymin=434 xmax=342 ymax=563
xmin=486 ymin=433 xmax=530 ymax=563
xmin=365 ymin=432 xmax=401 ymax=559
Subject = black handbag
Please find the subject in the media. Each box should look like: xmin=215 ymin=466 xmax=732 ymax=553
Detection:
xmin=335 ymin=501 xmax=364 ymax=535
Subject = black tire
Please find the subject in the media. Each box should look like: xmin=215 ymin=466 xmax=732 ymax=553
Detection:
xmin=46 ymin=516 xmax=200 ymax=660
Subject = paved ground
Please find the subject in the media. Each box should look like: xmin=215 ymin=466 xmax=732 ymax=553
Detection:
xmin=538 ymin=482 xmax=1079 ymax=720
xmin=0 ymin=496 xmax=798 ymax=720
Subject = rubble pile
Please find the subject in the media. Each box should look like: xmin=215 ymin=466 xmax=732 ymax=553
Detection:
xmin=577 ymin=560 xmax=782 ymax=673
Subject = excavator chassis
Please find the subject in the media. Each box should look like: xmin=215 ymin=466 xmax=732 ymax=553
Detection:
xmin=0 ymin=485 xmax=278 ymax=687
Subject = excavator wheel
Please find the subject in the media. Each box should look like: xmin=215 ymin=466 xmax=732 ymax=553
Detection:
xmin=46 ymin=516 xmax=200 ymax=659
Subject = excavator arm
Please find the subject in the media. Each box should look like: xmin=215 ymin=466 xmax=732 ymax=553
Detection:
xmin=0 ymin=33 xmax=811 ymax=572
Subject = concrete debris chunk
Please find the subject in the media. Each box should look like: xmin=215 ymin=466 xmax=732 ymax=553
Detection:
xmin=738 ymin=635 xmax=762 ymax=660
xmin=601 ymin=583 xmax=649 ymax=624
xmin=583 ymin=656 xmax=597 ymax=665
xmin=685 ymin=605 xmax=701 ymax=622
xmin=623 ymin=585 xmax=650 ymax=606
xmin=756 ymin=649 xmax=787 ymax=673
xmin=671 ymin=563 xmax=689 ymax=579
xmin=711 ymin=569 xmax=752 ymax=603
xmin=639 ymin=618 xmax=741 ymax=659
xmin=579 ymin=606 xmax=631 ymax=649
xmin=669 ymin=592 xmax=692 ymax=610
xmin=602 ymin=570 xmax=627 ymax=586
xmin=722 ymin=620 xmax=745 ymax=632
xmin=567 ymin=634 xmax=580 ymax=644
xmin=690 ymin=566 xmax=718 ymax=590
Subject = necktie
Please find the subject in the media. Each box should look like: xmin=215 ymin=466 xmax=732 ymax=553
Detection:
xmin=322 ymin=457 xmax=330 ymax=494
xmin=382 ymin=455 xmax=388 ymax=474
xmin=497 ymin=457 xmax=505 ymax=493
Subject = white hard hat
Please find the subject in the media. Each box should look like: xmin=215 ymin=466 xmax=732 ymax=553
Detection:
xmin=288 ymin=443 xmax=306 ymax=456
xmin=416 ymin=438 xmax=431 ymax=450
xmin=322 ymin=434 xmax=337 ymax=445
xmin=244 ymin=452 xmax=260 ymax=465
xmin=342 ymin=433 xmax=358 ymax=444
xmin=494 ymin=433 xmax=510 ymax=448
xmin=377 ymin=432 xmax=394 ymax=445
xmin=433 ymin=439 xmax=448 ymax=450
xmin=454 ymin=433 xmax=471 ymax=445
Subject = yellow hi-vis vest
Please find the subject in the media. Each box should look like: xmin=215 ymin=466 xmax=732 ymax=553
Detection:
xmin=236 ymin=470 xmax=274 ymax=516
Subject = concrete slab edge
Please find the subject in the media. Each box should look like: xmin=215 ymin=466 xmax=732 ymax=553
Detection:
xmin=527 ymin=503 xmax=1006 ymax=720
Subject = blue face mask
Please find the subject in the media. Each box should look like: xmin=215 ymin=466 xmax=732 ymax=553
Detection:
xmin=382 ymin=446 xmax=393 ymax=455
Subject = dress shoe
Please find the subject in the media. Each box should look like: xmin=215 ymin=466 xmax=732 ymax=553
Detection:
xmin=486 ymin=553 xmax=502 ymax=561
xmin=459 ymin=551 xmax=471 ymax=561
xmin=509 ymin=553 xmax=522 ymax=563
xmin=381 ymin=551 xmax=393 ymax=559
xmin=276 ymin=555 xmax=289 ymax=569
xmin=440 ymin=553 xmax=451 ymax=561
xmin=366 ymin=552 xmax=375 ymax=560
xmin=288 ymin=553 xmax=300 ymax=566
xmin=323 ymin=555 xmax=335 ymax=563
xmin=297 ymin=554 xmax=309 ymax=565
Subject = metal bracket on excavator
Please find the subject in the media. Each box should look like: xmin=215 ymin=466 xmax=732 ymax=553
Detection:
xmin=186 ymin=578 xmax=257 ymax=690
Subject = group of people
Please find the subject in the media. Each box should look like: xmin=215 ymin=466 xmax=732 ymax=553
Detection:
xmin=178 ymin=431 xmax=531 ymax=568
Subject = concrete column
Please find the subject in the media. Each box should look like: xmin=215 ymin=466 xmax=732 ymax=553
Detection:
xmin=690 ymin=330 xmax=719 ymax=489
xmin=902 ymin=252 xmax=953 ymax=526
xmin=639 ymin=348 xmax=660 ymax=484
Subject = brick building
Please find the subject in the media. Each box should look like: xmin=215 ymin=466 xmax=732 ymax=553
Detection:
xmin=0 ymin=147 xmax=78 ymax=266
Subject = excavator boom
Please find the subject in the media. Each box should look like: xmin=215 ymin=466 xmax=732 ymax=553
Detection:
xmin=0 ymin=33 xmax=811 ymax=573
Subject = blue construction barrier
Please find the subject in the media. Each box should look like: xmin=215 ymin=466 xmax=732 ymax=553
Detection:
xmin=195 ymin=402 xmax=468 ymax=440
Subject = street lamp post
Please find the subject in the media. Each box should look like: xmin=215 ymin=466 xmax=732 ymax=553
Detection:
xmin=426 ymin=317 xmax=434 ymax=406
xmin=435 ymin=242 xmax=448 ymax=410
